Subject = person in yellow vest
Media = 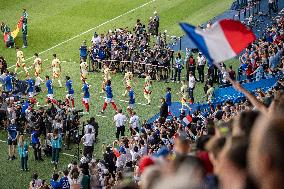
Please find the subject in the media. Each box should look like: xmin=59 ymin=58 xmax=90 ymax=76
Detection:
xmin=80 ymin=58 xmax=88 ymax=81
xmin=51 ymin=54 xmax=62 ymax=87
xmin=179 ymin=80 xmax=191 ymax=111
xmin=122 ymin=70 xmax=134 ymax=96
xmin=143 ymin=80 xmax=152 ymax=105
xmin=33 ymin=53 xmax=43 ymax=82
xmin=15 ymin=47 xmax=29 ymax=76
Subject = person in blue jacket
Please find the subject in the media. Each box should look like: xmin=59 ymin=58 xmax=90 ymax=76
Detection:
xmin=26 ymin=76 xmax=35 ymax=97
xmin=165 ymin=87 xmax=172 ymax=115
xmin=5 ymin=70 xmax=13 ymax=93
xmin=79 ymin=41 xmax=88 ymax=62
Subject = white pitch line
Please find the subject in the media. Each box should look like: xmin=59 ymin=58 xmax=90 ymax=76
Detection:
xmin=62 ymin=153 xmax=76 ymax=157
xmin=96 ymin=114 xmax=106 ymax=118
xmin=7 ymin=0 xmax=155 ymax=71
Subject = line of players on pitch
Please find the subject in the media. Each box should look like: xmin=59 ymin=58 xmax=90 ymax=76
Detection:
xmin=12 ymin=47 xmax=157 ymax=114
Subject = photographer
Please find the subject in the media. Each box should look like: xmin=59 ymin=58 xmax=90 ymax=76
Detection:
xmin=84 ymin=117 xmax=99 ymax=142
xmin=81 ymin=128 xmax=96 ymax=158
xmin=31 ymin=126 xmax=43 ymax=161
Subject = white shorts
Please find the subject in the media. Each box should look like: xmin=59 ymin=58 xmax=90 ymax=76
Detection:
xmin=105 ymin=98 xmax=114 ymax=103
xmin=82 ymin=98 xmax=89 ymax=103
xmin=66 ymin=94 xmax=74 ymax=99
xmin=47 ymin=94 xmax=53 ymax=99
xmin=168 ymin=105 xmax=171 ymax=112
xmin=128 ymin=104 xmax=134 ymax=109
xmin=28 ymin=92 xmax=34 ymax=98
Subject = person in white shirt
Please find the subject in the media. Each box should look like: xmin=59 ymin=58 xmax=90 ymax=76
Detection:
xmin=188 ymin=71 xmax=196 ymax=103
xmin=113 ymin=109 xmax=127 ymax=140
xmin=81 ymin=128 xmax=95 ymax=158
xmin=130 ymin=146 xmax=140 ymax=162
xmin=84 ymin=120 xmax=95 ymax=134
xmin=91 ymin=32 xmax=101 ymax=45
xmin=197 ymin=52 xmax=206 ymax=82
xmin=129 ymin=111 xmax=139 ymax=136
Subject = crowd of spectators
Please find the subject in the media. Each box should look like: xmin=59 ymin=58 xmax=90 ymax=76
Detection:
xmin=84 ymin=11 xmax=173 ymax=81
xmin=18 ymin=15 xmax=283 ymax=189
xmin=0 ymin=7 xmax=284 ymax=189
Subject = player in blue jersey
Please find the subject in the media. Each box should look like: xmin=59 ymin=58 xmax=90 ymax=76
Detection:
xmin=101 ymin=80 xmax=117 ymax=113
xmin=60 ymin=170 xmax=70 ymax=189
xmin=5 ymin=70 xmax=13 ymax=93
xmin=127 ymin=86 xmax=135 ymax=111
xmin=65 ymin=76 xmax=75 ymax=108
xmin=45 ymin=75 xmax=53 ymax=99
xmin=165 ymin=87 xmax=172 ymax=115
xmin=50 ymin=173 xmax=61 ymax=189
xmin=82 ymin=79 xmax=90 ymax=113
xmin=26 ymin=76 xmax=35 ymax=97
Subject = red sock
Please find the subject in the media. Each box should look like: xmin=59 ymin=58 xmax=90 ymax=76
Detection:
xmin=102 ymin=102 xmax=107 ymax=111
xmin=85 ymin=103 xmax=89 ymax=112
xmin=51 ymin=99 xmax=60 ymax=106
xmin=111 ymin=102 xmax=117 ymax=111
xmin=71 ymin=99 xmax=75 ymax=107
xmin=65 ymin=99 xmax=70 ymax=107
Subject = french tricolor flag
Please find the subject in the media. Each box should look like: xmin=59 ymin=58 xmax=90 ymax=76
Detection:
xmin=180 ymin=19 xmax=256 ymax=63
xmin=183 ymin=115 xmax=192 ymax=126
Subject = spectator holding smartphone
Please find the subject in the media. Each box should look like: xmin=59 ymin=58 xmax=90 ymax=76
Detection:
xmin=18 ymin=135 xmax=29 ymax=171
xmin=49 ymin=128 xmax=62 ymax=165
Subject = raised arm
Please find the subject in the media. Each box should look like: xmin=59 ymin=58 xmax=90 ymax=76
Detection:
xmin=232 ymin=80 xmax=268 ymax=114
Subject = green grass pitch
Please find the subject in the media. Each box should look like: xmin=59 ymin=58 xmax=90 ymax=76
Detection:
xmin=0 ymin=0 xmax=232 ymax=188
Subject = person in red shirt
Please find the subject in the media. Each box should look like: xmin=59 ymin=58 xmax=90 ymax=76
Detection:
xmin=228 ymin=66 xmax=236 ymax=81
xmin=245 ymin=62 xmax=253 ymax=82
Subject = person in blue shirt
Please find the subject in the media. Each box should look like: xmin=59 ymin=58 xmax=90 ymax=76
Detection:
xmin=98 ymin=47 xmax=106 ymax=60
xmin=26 ymin=76 xmax=35 ymax=97
xmin=21 ymin=100 xmax=30 ymax=115
xmin=127 ymin=86 xmax=135 ymax=111
xmin=50 ymin=173 xmax=61 ymax=189
xmin=7 ymin=119 xmax=19 ymax=160
xmin=79 ymin=41 xmax=88 ymax=62
xmin=173 ymin=53 xmax=183 ymax=82
xmin=49 ymin=128 xmax=62 ymax=165
xmin=82 ymin=79 xmax=90 ymax=113
xmin=165 ymin=87 xmax=172 ymax=115
xmin=45 ymin=75 xmax=53 ymax=99
xmin=18 ymin=135 xmax=29 ymax=171
xmin=60 ymin=170 xmax=70 ymax=189
xmin=31 ymin=127 xmax=43 ymax=161
xmin=101 ymin=80 xmax=118 ymax=113
xmin=65 ymin=76 xmax=75 ymax=108
xmin=5 ymin=70 xmax=13 ymax=93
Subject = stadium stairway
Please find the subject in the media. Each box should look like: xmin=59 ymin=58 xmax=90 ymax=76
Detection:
xmin=169 ymin=0 xmax=284 ymax=51
xmin=147 ymin=76 xmax=279 ymax=123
